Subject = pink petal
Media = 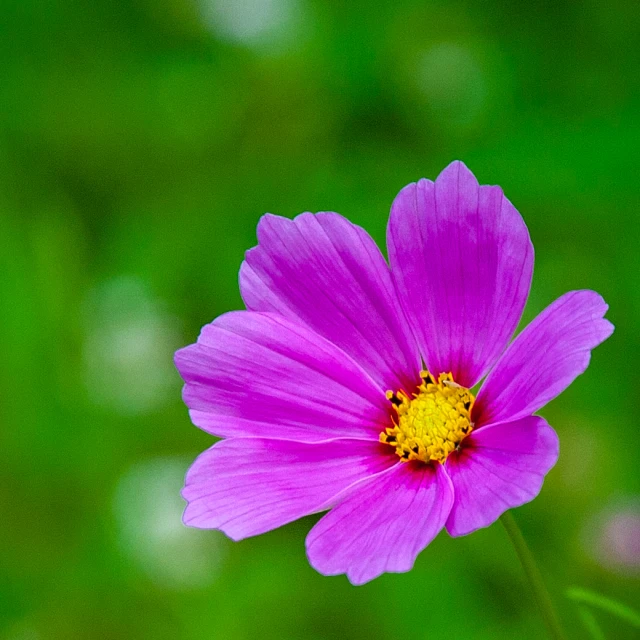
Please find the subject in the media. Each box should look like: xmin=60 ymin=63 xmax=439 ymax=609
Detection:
xmin=306 ymin=461 xmax=454 ymax=585
xmin=387 ymin=161 xmax=533 ymax=388
xmin=474 ymin=290 xmax=614 ymax=427
xmin=445 ymin=416 xmax=559 ymax=536
xmin=183 ymin=438 xmax=394 ymax=540
xmin=240 ymin=212 xmax=420 ymax=392
xmin=175 ymin=311 xmax=390 ymax=441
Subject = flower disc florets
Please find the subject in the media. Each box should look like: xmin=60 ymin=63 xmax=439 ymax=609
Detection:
xmin=380 ymin=371 xmax=475 ymax=463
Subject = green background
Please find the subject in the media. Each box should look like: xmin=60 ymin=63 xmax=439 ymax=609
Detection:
xmin=1 ymin=1 xmax=638 ymax=638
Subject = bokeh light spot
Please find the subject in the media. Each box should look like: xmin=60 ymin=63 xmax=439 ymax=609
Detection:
xmin=199 ymin=0 xmax=306 ymax=50
xmin=82 ymin=277 xmax=181 ymax=415
xmin=417 ymin=43 xmax=487 ymax=128
xmin=585 ymin=500 xmax=640 ymax=576
xmin=113 ymin=456 xmax=226 ymax=590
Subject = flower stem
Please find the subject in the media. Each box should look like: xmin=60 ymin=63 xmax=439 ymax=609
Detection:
xmin=500 ymin=511 xmax=567 ymax=640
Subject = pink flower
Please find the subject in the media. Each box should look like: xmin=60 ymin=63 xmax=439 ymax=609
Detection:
xmin=175 ymin=161 xmax=613 ymax=584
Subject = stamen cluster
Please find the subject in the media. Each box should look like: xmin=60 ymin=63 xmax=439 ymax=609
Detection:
xmin=380 ymin=371 xmax=474 ymax=463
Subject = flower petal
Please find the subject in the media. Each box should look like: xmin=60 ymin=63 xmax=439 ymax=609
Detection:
xmin=183 ymin=437 xmax=395 ymax=540
xmin=175 ymin=311 xmax=391 ymax=442
xmin=445 ymin=416 xmax=559 ymax=536
xmin=240 ymin=212 xmax=420 ymax=392
xmin=306 ymin=461 xmax=454 ymax=585
xmin=387 ymin=161 xmax=533 ymax=388
xmin=474 ymin=290 xmax=614 ymax=427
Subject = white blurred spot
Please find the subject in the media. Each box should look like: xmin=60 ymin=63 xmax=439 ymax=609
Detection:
xmin=585 ymin=499 xmax=640 ymax=575
xmin=114 ymin=457 xmax=226 ymax=589
xmin=199 ymin=0 xmax=305 ymax=49
xmin=82 ymin=277 xmax=180 ymax=415
xmin=417 ymin=43 xmax=487 ymax=128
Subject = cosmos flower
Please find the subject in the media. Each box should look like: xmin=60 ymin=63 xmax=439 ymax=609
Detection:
xmin=175 ymin=161 xmax=613 ymax=585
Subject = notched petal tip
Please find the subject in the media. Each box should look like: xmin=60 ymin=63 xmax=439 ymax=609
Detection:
xmin=173 ymin=342 xmax=204 ymax=383
xmin=393 ymin=160 xmax=480 ymax=203
xmin=241 ymin=246 xmax=259 ymax=266
xmin=601 ymin=317 xmax=615 ymax=340
xmin=436 ymin=159 xmax=480 ymax=187
xmin=173 ymin=344 xmax=189 ymax=370
xmin=256 ymin=211 xmax=281 ymax=226
xmin=576 ymin=290 xmax=615 ymax=341
xmin=255 ymin=211 xmax=330 ymax=241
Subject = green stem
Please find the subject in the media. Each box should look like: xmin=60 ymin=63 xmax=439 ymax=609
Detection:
xmin=500 ymin=511 xmax=567 ymax=640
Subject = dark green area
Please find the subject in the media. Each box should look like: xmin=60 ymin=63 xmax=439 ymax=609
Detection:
xmin=1 ymin=1 xmax=638 ymax=638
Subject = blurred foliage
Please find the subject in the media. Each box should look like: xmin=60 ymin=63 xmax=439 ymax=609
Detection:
xmin=0 ymin=0 xmax=639 ymax=638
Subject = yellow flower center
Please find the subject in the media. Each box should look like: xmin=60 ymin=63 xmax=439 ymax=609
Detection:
xmin=380 ymin=371 xmax=475 ymax=464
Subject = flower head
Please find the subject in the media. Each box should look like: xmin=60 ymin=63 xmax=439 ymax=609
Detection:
xmin=175 ymin=161 xmax=613 ymax=584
